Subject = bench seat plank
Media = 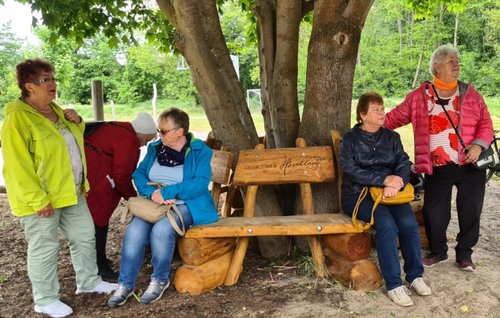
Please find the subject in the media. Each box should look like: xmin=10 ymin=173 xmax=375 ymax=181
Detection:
xmin=185 ymin=213 xmax=363 ymax=238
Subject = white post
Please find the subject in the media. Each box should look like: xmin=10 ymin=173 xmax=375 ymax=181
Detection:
xmin=91 ymin=80 xmax=104 ymax=121
xmin=152 ymin=83 xmax=158 ymax=119
xmin=110 ymin=100 xmax=116 ymax=120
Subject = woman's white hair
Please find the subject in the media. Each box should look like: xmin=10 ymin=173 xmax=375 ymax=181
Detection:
xmin=429 ymin=44 xmax=460 ymax=76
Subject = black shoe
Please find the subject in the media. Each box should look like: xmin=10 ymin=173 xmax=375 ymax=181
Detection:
xmin=98 ymin=265 xmax=119 ymax=282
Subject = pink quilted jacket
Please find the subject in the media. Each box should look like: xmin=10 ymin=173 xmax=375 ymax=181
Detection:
xmin=384 ymin=81 xmax=493 ymax=175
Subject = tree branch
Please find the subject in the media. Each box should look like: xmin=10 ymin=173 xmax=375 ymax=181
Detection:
xmin=302 ymin=0 xmax=314 ymax=16
xmin=156 ymin=0 xmax=177 ymax=28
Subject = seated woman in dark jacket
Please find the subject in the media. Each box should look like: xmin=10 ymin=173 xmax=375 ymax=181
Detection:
xmin=340 ymin=92 xmax=431 ymax=307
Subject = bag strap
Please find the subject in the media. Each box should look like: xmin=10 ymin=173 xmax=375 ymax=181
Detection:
xmin=430 ymin=84 xmax=467 ymax=150
xmin=166 ymin=204 xmax=186 ymax=236
xmin=352 ymin=187 xmax=380 ymax=231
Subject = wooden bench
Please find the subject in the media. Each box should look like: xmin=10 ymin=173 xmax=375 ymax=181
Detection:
xmin=185 ymin=134 xmax=364 ymax=286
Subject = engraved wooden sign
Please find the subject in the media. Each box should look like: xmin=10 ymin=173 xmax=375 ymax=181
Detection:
xmin=233 ymin=146 xmax=335 ymax=185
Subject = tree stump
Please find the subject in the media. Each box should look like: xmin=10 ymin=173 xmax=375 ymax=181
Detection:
xmin=322 ymin=233 xmax=371 ymax=262
xmin=178 ymin=237 xmax=235 ymax=266
xmin=410 ymin=197 xmax=424 ymax=215
xmin=419 ymin=226 xmax=428 ymax=248
xmin=414 ymin=209 xmax=424 ymax=226
xmin=324 ymin=249 xmax=382 ymax=291
xmin=174 ymin=251 xmax=233 ymax=296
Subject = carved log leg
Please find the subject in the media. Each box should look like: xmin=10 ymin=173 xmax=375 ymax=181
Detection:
xmin=307 ymin=236 xmax=328 ymax=277
xmin=224 ymin=238 xmax=249 ymax=285
xmin=178 ymin=237 xmax=235 ymax=266
xmin=174 ymin=251 xmax=233 ymax=296
xmin=324 ymin=248 xmax=382 ymax=291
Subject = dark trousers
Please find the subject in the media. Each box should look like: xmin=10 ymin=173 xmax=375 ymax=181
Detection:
xmin=423 ymin=164 xmax=485 ymax=262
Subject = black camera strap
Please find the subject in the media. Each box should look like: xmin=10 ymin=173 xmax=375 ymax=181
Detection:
xmin=430 ymin=84 xmax=467 ymax=151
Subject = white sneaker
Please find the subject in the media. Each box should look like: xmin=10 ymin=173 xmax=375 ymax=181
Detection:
xmin=411 ymin=277 xmax=432 ymax=296
xmin=387 ymin=285 xmax=413 ymax=307
xmin=34 ymin=300 xmax=73 ymax=318
xmin=76 ymin=281 xmax=118 ymax=294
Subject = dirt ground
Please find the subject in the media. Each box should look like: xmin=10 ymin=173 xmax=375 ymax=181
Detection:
xmin=0 ymin=181 xmax=499 ymax=318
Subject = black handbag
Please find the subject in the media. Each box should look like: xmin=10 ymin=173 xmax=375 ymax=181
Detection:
xmin=431 ymin=84 xmax=494 ymax=170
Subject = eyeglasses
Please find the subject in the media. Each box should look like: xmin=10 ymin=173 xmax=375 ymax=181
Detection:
xmin=157 ymin=127 xmax=177 ymax=135
xmin=31 ymin=77 xmax=58 ymax=85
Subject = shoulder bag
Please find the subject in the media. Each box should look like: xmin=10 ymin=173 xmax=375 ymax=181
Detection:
xmin=127 ymin=196 xmax=186 ymax=236
xmin=351 ymin=183 xmax=414 ymax=230
xmin=124 ymin=181 xmax=186 ymax=236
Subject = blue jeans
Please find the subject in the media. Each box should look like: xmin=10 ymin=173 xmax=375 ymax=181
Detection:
xmin=118 ymin=204 xmax=193 ymax=289
xmin=343 ymin=194 xmax=423 ymax=290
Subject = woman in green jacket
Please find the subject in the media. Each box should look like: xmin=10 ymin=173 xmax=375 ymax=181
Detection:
xmin=1 ymin=59 xmax=117 ymax=318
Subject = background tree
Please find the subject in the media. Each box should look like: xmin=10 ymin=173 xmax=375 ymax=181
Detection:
xmin=0 ymin=22 xmax=23 ymax=111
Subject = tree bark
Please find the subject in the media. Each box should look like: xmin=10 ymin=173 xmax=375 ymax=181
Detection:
xmin=412 ymin=48 xmax=424 ymax=88
xmin=253 ymin=0 xmax=277 ymax=149
xmin=299 ymin=0 xmax=374 ymax=213
xmin=454 ymin=13 xmax=459 ymax=47
xmin=254 ymin=0 xmax=304 ymax=149
xmin=157 ymin=0 xmax=258 ymax=161
xmin=397 ymin=17 xmax=403 ymax=52
xmin=157 ymin=0 xmax=289 ymax=258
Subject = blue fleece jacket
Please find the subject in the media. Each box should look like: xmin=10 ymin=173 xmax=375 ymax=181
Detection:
xmin=132 ymin=136 xmax=218 ymax=225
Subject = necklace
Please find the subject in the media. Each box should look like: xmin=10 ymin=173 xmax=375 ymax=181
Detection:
xmin=24 ymin=98 xmax=52 ymax=114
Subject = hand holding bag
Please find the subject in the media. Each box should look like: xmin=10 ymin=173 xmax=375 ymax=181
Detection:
xmin=474 ymin=146 xmax=495 ymax=169
xmin=127 ymin=196 xmax=186 ymax=236
xmin=351 ymin=184 xmax=414 ymax=230
xmin=369 ymin=183 xmax=414 ymax=205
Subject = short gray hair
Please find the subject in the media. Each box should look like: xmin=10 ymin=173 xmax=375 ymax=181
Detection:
xmin=429 ymin=45 xmax=460 ymax=76
xmin=158 ymin=107 xmax=189 ymax=134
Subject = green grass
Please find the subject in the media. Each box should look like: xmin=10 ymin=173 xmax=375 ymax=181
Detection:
xmin=1 ymin=97 xmax=499 ymax=141
xmin=69 ymin=100 xmax=266 ymax=136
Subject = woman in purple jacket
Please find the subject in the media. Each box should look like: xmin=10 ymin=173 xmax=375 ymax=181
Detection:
xmin=385 ymin=45 xmax=493 ymax=272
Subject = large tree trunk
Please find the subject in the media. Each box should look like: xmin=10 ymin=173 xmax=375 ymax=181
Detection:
xmin=299 ymin=0 xmax=374 ymax=213
xmin=157 ymin=0 xmax=258 ymax=157
xmin=254 ymin=0 xmax=277 ymax=149
xmin=156 ymin=0 xmax=288 ymax=257
xmin=254 ymin=0 xmax=305 ymax=149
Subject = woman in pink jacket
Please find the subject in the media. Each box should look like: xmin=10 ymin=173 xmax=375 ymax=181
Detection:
xmin=385 ymin=45 xmax=493 ymax=272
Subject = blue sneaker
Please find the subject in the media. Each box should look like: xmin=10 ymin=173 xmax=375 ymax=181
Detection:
xmin=140 ymin=279 xmax=170 ymax=304
xmin=107 ymin=284 xmax=134 ymax=308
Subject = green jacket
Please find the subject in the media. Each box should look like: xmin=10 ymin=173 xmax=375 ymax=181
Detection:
xmin=1 ymin=99 xmax=89 ymax=217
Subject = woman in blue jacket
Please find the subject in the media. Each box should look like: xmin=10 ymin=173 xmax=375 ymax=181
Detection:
xmin=108 ymin=108 xmax=218 ymax=307
xmin=341 ymin=92 xmax=431 ymax=307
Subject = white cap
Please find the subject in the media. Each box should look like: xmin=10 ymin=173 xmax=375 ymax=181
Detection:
xmin=131 ymin=112 xmax=157 ymax=135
